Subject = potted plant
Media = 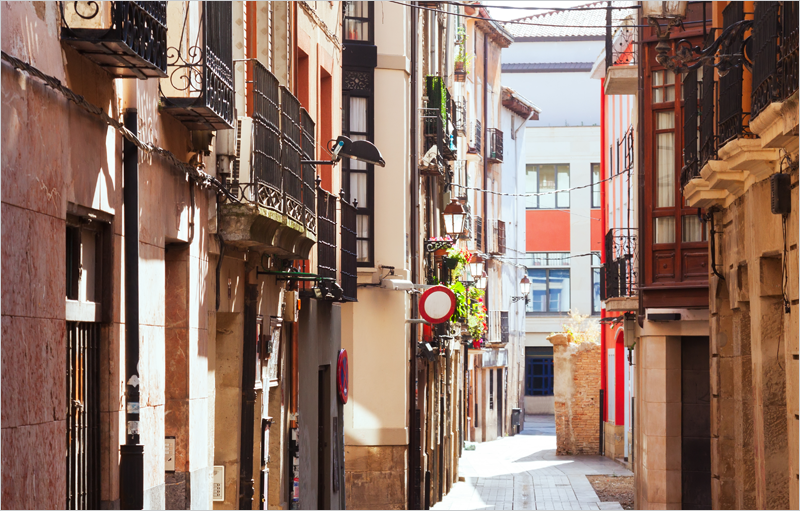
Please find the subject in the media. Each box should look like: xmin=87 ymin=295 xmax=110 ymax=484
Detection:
xmin=454 ymin=37 xmax=471 ymax=83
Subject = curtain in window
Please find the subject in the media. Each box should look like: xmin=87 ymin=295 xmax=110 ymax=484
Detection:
xmin=349 ymin=173 xmax=367 ymax=207
xmin=682 ymin=215 xmax=703 ymax=242
xmin=656 ymin=112 xmax=675 ymax=208
xmin=356 ymin=215 xmax=369 ymax=262
xmin=654 ymin=217 xmax=675 ymax=244
xmin=345 ymin=2 xmax=368 ymax=41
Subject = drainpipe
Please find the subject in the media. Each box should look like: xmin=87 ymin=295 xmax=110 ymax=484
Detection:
xmin=120 ymin=83 xmax=143 ymax=510
xmin=239 ymin=280 xmax=258 ymax=508
xmin=409 ymin=4 xmax=420 ymax=509
xmin=482 ymin=31 xmax=489 ymax=313
xmin=600 ymin=77 xmax=608 ymax=449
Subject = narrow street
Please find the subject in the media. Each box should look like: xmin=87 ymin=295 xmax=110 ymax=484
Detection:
xmin=433 ymin=416 xmax=631 ymax=510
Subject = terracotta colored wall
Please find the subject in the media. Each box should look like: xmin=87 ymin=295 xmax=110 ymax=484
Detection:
xmin=525 ymin=210 xmax=571 ymax=252
xmin=590 ymin=209 xmax=602 ymax=252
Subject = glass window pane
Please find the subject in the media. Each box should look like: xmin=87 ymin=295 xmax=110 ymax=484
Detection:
xmin=653 ymin=70 xmax=663 ymax=86
xmin=656 ymin=112 xmax=675 ymax=129
xmin=592 ymin=163 xmax=600 ymax=207
xmin=549 ymin=269 xmax=570 ymax=312
xmin=664 ymin=70 xmax=675 ymax=84
xmin=654 ymin=217 xmax=676 ymax=244
xmin=664 ymin=85 xmax=675 ymax=102
xmin=538 ymin=165 xmax=556 ymax=209
xmin=345 ymin=19 xmax=367 ymax=41
xmin=357 ymin=240 xmax=370 ymax=262
xmin=349 ymin=97 xmax=367 ymax=132
xmin=656 ymin=132 xmax=675 ymax=207
xmin=348 ymin=134 xmax=368 ymax=170
xmin=557 ymin=164 xmax=570 ymax=208
xmin=528 ymin=269 xmax=547 ymax=312
xmin=682 ymin=215 xmax=703 ymax=242
xmin=654 ymin=87 xmax=663 ymax=103
xmin=529 ymin=253 xmax=547 ymax=267
xmin=350 ymin=172 xmax=368 ymax=207
xmin=526 ymin=165 xmax=538 ymax=208
xmin=593 ymin=268 xmax=601 ymax=313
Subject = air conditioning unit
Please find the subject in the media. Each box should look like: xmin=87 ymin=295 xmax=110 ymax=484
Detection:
xmin=233 ymin=116 xmax=254 ymax=201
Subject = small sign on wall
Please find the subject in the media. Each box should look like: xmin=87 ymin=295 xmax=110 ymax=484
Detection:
xmin=165 ymin=437 xmax=175 ymax=472
xmin=213 ymin=466 xmax=225 ymax=502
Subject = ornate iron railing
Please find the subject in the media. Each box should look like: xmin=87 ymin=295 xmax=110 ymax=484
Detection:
xmin=250 ymin=61 xmax=282 ymax=211
xmin=681 ymin=67 xmax=700 ymax=188
xmin=160 ymin=1 xmax=234 ymax=130
xmin=487 ymin=128 xmax=503 ymax=162
xmin=700 ymin=32 xmax=717 ymax=169
xmin=60 ymin=1 xmax=168 ymax=79
xmin=455 ymin=97 xmax=467 ymax=135
xmin=473 ymin=119 xmax=482 ymax=154
xmin=281 ymin=87 xmax=304 ymax=225
xmin=300 ymin=109 xmax=317 ymax=235
xmin=717 ymin=2 xmax=749 ymax=146
xmin=606 ymin=26 xmax=636 ymax=68
xmin=751 ymin=2 xmax=781 ymax=120
xmin=474 ymin=215 xmax=483 ymax=252
xmin=341 ymin=197 xmax=358 ymax=302
xmin=780 ymin=1 xmax=799 ymax=102
xmin=601 ymin=228 xmax=638 ymax=299
xmin=422 ymin=107 xmax=456 ymax=162
xmin=317 ymin=188 xmax=337 ymax=283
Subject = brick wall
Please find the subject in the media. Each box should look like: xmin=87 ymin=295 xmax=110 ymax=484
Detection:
xmin=549 ymin=334 xmax=601 ymax=456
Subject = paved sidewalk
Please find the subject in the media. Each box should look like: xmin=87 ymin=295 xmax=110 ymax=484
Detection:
xmin=432 ymin=415 xmax=632 ymax=510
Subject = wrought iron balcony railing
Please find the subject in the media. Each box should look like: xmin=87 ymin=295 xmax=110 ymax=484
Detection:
xmin=281 ymin=87 xmax=304 ymax=226
xmin=780 ymin=1 xmax=798 ymax=102
xmin=61 ymin=1 xmax=168 ymax=79
xmin=160 ymin=1 xmax=234 ymax=130
xmin=301 ymin=108 xmax=317 ymax=236
xmin=487 ymin=128 xmax=503 ymax=163
xmin=317 ymin=188 xmax=337 ymax=283
xmin=699 ymin=32 xmax=717 ymax=169
xmin=717 ymin=2 xmax=750 ymax=147
xmin=601 ymin=228 xmax=638 ymax=300
xmin=751 ymin=2 xmax=781 ymax=120
xmin=681 ymin=67 xmax=700 ymax=188
xmin=422 ymin=107 xmax=456 ymax=163
xmin=341 ymin=198 xmax=358 ymax=302
xmin=474 ymin=215 xmax=483 ymax=253
xmin=471 ymin=119 xmax=482 ymax=154
xmin=487 ymin=311 xmax=509 ymax=344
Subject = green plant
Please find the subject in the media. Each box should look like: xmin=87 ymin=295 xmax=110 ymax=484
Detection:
xmin=444 ymin=245 xmax=470 ymax=278
xmin=455 ymin=38 xmax=472 ymax=70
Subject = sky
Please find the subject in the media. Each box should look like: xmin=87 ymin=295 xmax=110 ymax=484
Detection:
xmin=482 ymin=1 xmax=595 ymax=22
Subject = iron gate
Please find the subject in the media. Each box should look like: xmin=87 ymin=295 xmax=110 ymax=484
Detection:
xmin=66 ymin=321 xmax=101 ymax=510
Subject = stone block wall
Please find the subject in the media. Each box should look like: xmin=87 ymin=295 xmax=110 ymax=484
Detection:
xmin=344 ymin=445 xmax=407 ymax=510
xmin=549 ymin=334 xmax=601 ymax=456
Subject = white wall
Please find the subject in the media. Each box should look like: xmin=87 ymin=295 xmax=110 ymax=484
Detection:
xmin=524 ymin=126 xmax=600 ymax=348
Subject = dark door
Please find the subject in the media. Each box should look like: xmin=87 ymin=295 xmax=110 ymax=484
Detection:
xmin=317 ymin=366 xmax=330 ymax=510
xmin=496 ymin=369 xmax=503 ymax=438
xmin=681 ymin=336 xmax=711 ymax=509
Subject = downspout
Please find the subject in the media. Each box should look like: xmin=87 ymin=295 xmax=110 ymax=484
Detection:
xmin=482 ymin=29 xmax=488 ymax=313
xmin=600 ymin=78 xmax=608 ymax=441
xmin=239 ymin=280 xmax=258 ymax=508
xmin=409 ymin=4 xmax=420 ymax=510
xmin=120 ymin=83 xmax=144 ymax=510
xmin=637 ymin=18 xmax=646 ymax=329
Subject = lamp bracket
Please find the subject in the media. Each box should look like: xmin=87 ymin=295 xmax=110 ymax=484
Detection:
xmin=651 ymin=18 xmax=753 ymax=73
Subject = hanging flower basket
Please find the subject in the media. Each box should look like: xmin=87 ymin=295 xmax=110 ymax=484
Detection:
xmin=443 ymin=256 xmax=460 ymax=270
xmin=454 ymin=61 xmax=467 ymax=82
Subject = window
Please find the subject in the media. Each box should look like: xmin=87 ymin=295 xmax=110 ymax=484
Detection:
xmin=489 ymin=369 xmax=494 ymax=410
xmin=343 ymin=94 xmax=373 ymax=265
xmin=527 ymin=252 xmax=570 ymax=313
xmin=682 ymin=214 xmax=706 ymax=243
xmin=652 ymin=70 xmax=675 ymax=103
xmin=655 ymin=111 xmax=675 ymax=208
xmin=526 ymin=164 xmax=569 ymax=209
xmin=592 ymin=252 xmax=601 ymax=314
xmin=525 ymin=348 xmax=554 ymax=396
xmin=591 ymin=163 xmax=601 ymax=208
xmin=344 ymin=2 xmax=371 ymax=42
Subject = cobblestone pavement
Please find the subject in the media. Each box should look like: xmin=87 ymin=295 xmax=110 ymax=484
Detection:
xmin=432 ymin=415 xmax=632 ymax=510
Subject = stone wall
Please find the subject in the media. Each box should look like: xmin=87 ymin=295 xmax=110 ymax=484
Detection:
xmin=344 ymin=445 xmax=407 ymax=510
xmin=549 ymin=334 xmax=601 ymax=456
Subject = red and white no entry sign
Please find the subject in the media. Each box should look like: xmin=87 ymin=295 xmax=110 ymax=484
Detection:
xmin=419 ymin=285 xmax=456 ymax=324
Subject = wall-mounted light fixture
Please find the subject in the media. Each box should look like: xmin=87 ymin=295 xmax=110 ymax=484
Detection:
xmin=511 ymin=275 xmax=531 ymax=303
xmin=442 ymin=199 xmax=468 ymax=237
xmin=643 ymin=0 xmax=752 ymax=73
xmin=301 ymin=136 xmax=386 ymax=167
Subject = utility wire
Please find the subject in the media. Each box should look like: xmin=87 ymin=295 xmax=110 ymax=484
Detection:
xmin=450 ymin=168 xmax=627 ymax=198
xmin=0 ymin=50 xmax=239 ymax=202
xmin=444 ymin=1 xmax=640 ymax=13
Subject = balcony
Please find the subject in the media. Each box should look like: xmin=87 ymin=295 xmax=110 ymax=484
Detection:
xmin=717 ymin=3 xmax=749 ymax=147
xmin=486 ymin=128 xmax=503 ymax=163
xmin=681 ymin=66 xmax=700 ymax=188
xmin=454 ymin=97 xmax=467 ymax=136
xmin=603 ymin=20 xmax=637 ymax=95
xmin=600 ymin=228 xmax=638 ymax=311
xmin=314 ymin=188 xmax=357 ymax=302
xmin=469 ymin=119 xmax=482 ymax=155
xmin=340 ymin=199 xmax=358 ymax=302
xmin=60 ymin=1 xmax=167 ymax=79
xmin=486 ymin=311 xmax=509 ymax=345
xmin=473 ymin=215 xmax=483 ymax=253
xmin=160 ymin=1 xmax=234 ymax=130
xmin=217 ymin=61 xmax=315 ymax=259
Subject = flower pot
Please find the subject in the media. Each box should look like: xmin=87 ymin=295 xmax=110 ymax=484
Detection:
xmin=454 ymin=62 xmax=467 ymax=82
xmin=443 ymin=256 xmax=460 ymax=270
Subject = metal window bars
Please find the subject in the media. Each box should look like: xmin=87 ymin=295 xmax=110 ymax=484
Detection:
xmin=780 ymin=1 xmax=799 ymax=102
xmin=472 ymin=119 xmax=482 ymax=155
xmin=249 ymin=60 xmax=282 ymax=212
xmin=717 ymin=2 xmax=750 ymax=147
xmin=487 ymin=128 xmax=503 ymax=163
xmin=699 ymin=31 xmax=717 ymax=169
xmin=600 ymin=228 xmax=638 ymax=300
xmin=317 ymin=188 xmax=337 ymax=282
xmin=60 ymin=1 xmax=168 ymax=79
xmin=681 ymin=67 xmax=700 ymax=188
xmin=300 ymin=109 xmax=317 ymax=235
xmin=280 ymin=87 xmax=304 ymax=226
xmin=341 ymin=197 xmax=358 ymax=302
xmin=474 ymin=215 xmax=483 ymax=253
xmin=751 ymin=2 xmax=781 ymax=120
xmin=160 ymin=1 xmax=234 ymax=130
xmin=66 ymin=322 xmax=101 ymax=510
xmin=455 ymin=97 xmax=467 ymax=136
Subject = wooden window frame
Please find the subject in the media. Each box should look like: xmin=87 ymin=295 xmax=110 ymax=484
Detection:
xmin=343 ymin=2 xmax=374 ymax=44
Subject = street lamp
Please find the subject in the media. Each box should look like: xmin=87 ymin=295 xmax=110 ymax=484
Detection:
xmin=511 ymin=275 xmax=531 ymax=303
xmin=643 ymin=0 xmax=751 ymax=72
xmin=474 ymin=271 xmax=487 ymax=290
xmin=468 ymin=255 xmax=484 ymax=283
xmin=301 ymin=135 xmax=386 ymax=167
xmin=442 ymin=199 xmax=467 ymax=238
xmin=458 ymin=263 xmax=475 ymax=288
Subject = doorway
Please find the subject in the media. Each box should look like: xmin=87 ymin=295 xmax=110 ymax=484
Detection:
xmin=317 ymin=365 xmax=331 ymax=510
xmin=496 ymin=369 xmax=503 ymax=438
xmin=681 ymin=336 xmax=711 ymax=509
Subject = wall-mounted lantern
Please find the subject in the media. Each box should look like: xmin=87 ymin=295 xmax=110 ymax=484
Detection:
xmin=443 ymin=199 xmax=468 ymax=237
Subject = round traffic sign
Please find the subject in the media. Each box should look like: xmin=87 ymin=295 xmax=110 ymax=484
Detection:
xmin=419 ymin=285 xmax=457 ymax=324
xmin=337 ymin=349 xmax=349 ymax=404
